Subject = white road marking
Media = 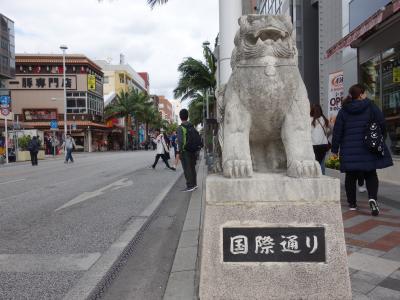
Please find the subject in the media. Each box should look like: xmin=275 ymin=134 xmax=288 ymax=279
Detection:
xmin=55 ymin=178 xmax=133 ymax=211
xmin=0 ymin=178 xmax=26 ymax=185
xmin=0 ymin=253 xmax=101 ymax=272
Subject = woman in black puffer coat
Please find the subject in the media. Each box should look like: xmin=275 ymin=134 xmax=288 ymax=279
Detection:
xmin=331 ymin=84 xmax=393 ymax=216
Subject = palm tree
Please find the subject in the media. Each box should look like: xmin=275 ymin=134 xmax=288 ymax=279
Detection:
xmin=129 ymin=89 xmax=153 ymax=147
xmin=174 ymin=45 xmax=216 ymax=102
xmin=147 ymin=0 xmax=168 ymax=9
xmin=174 ymin=44 xmax=217 ymax=126
xmin=105 ymin=90 xmax=137 ymax=150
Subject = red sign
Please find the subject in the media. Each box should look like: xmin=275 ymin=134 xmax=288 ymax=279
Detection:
xmin=326 ymin=10 xmax=383 ymax=58
xmin=23 ymin=109 xmax=57 ymax=121
xmin=1 ymin=107 xmax=10 ymax=116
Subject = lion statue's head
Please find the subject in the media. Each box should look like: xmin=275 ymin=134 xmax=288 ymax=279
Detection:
xmin=231 ymin=14 xmax=297 ymax=68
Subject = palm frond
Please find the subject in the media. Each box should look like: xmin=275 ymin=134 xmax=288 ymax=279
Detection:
xmin=147 ymin=0 xmax=168 ymax=9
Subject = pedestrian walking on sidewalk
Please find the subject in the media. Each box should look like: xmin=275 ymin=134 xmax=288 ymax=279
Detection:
xmin=61 ymin=133 xmax=76 ymax=164
xmin=310 ymin=104 xmax=331 ymax=175
xmin=151 ymin=130 xmax=176 ymax=171
xmin=177 ymin=109 xmax=203 ymax=192
xmin=28 ymin=136 xmax=40 ymax=166
xmin=331 ymin=84 xmax=393 ymax=216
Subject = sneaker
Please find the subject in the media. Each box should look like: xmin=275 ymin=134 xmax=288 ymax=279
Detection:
xmin=169 ymin=167 xmax=176 ymax=171
xmin=349 ymin=203 xmax=358 ymax=211
xmin=369 ymin=199 xmax=379 ymax=216
xmin=193 ymin=185 xmax=198 ymax=190
xmin=148 ymin=165 xmax=155 ymax=169
xmin=181 ymin=186 xmax=196 ymax=192
xmin=358 ymin=185 xmax=367 ymax=193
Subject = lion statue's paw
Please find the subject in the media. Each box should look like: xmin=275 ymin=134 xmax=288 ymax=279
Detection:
xmin=223 ymin=160 xmax=253 ymax=178
xmin=287 ymin=160 xmax=322 ymax=178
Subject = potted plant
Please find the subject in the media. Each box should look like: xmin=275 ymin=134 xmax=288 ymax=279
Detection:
xmin=17 ymin=135 xmax=31 ymax=161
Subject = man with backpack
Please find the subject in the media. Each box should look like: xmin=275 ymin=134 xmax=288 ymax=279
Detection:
xmin=177 ymin=109 xmax=203 ymax=192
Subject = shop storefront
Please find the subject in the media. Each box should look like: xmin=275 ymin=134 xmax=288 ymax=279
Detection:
xmin=360 ymin=43 xmax=400 ymax=156
xmin=353 ymin=3 xmax=400 ymax=182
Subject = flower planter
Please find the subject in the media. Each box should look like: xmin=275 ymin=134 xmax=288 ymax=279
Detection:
xmin=17 ymin=150 xmax=45 ymax=162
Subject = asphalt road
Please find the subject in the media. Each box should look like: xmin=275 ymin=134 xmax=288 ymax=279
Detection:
xmin=0 ymin=151 xmax=183 ymax=299
xmin=100 ymin=175 xmax=192 ymax=300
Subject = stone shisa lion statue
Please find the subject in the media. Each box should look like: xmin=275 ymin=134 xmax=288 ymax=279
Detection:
xmin=218 ymin=14 xmax=321 ymax=178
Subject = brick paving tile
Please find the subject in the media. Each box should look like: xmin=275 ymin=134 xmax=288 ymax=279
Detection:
xmin=345 ymin=220 xmax=400 ymax=235
xmin=367 ymin=231 xmax=400 ymax=252
xmin=346 ymin=238 xmax=369 ymax=247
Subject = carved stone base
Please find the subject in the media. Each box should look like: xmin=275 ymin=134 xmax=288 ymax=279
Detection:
xmin=199 ymin=173 xmax=351 ymax=300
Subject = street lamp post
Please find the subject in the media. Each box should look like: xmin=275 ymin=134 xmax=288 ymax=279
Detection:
xmin=60 ymin=45 xmax=68 ymax=146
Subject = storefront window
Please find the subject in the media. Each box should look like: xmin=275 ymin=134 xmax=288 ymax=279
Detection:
xmin=361 ymin=43 xmax=400 ymax=156
xmin=381 ymin=46 xmax=400 ymax=156
xmin=360 ymin=54 xmax=381 ymax=108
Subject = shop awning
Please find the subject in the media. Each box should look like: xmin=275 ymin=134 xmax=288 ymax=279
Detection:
xmin=20 ymin=120 xmax=109 ymax=129
xmin=326 ymin=0 xmax=400 ymax=58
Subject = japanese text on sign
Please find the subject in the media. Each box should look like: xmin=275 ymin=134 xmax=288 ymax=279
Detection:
xmin=223 ymin=227 xmax=325 ymax=262
xmin=9 ymin=75 xmax=77 ymax=90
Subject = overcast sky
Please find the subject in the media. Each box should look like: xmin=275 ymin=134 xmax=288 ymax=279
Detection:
xmin=2 ymin=0 xmax=219 ymax=102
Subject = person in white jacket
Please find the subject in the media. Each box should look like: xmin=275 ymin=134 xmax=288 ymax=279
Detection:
xmin=310 ymin=104 xmax=331 ymax=174
xmin=151 ymin=130 xmax=176 ymax=171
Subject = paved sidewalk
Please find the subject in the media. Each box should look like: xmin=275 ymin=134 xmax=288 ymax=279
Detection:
xmin=164 ymin=168 xmax=400 ymax=299
xmin=327 ymin=169 xmax=400 ymax=299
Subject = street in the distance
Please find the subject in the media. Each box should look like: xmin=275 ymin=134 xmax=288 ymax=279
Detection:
xmin=0 ymin=151 xmax=182 ymax=299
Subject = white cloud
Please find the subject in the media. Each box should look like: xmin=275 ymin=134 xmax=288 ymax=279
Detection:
xmin=2 ymin=0 xmax=219 ymax=101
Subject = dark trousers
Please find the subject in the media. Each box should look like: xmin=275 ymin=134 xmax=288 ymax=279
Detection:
xmin=345 ymin=170 xmax=378 ymax=205
xmin=30 ymin=151 xmax=38 ymax=165
xmin=153 ymin=154 xmax=171 ymax=168
xmin=65 ymin=148 xmax=74 ymax=162
xmin=181 ymin=151 xmax=197 ymax=188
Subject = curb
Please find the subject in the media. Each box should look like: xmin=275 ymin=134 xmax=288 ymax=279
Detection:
xmin=163 ymin=159 xmax=206 ymax=300
xmin=63 ymin=169 xmax=183 ymax=300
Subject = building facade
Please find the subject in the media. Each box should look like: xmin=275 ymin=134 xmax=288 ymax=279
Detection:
xmin=95 ymin=60 xmax=147 ymax=96
xmin=7 ymin=54 xmax=107 ymax=152
xmin=256 ymin=0 xmax=320 ymax=103
xmin=325 ymin=0 xmax=400 ymax=182
xmin=0 ymin=14 xmax=15 ymax=93
xmin=158 ymin=96 xmax=173 ymax=122
xmin=0 ymin=14 xmax=15 ymax=132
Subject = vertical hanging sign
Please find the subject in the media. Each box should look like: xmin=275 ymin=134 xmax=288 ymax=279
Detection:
xmin=88 ymin=74 xmax=96 ymax=91
xmin=328 ymin=71 xmax=344 ymax=125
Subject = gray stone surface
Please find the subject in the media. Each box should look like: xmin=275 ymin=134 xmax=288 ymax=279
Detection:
xmin=378 ymin=277 xmax=400 ymax=292
xmin=390 ymin=270 xmax=400 ymax=280
xmin=171 ymin=246 xmax=197 ymax=273
xmin=219 ymin=14 xmax=321 ymax=178
xmin=178 ymin=230 xmax=199 ymax=248
xmin=206 ymin=173 xmax=339 ymax=203
xmin=350 ymin=278 xmax=377 ymax=294
xmin=351 ymin=270 xmax=386 ymax=285
xmin=382 ymin=246 xmax=400 ymax=262
xmin=368 ymin=286 xmax=400 ymax=299
xmin=357 ymin=248 xmax=385 ymax=257
xmin=200 ymin=174 xmax=351 ymax=299
xmin=163 ymin=271 xmax=195 ymax=300
xmin=357 ymin=225 xmax=397 ymax=243
xmin=348 ymin=253 xmax=400 ymax=277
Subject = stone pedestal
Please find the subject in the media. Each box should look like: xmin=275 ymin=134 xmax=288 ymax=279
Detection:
xmin=199 ymin=173 xmax=351 ymax=300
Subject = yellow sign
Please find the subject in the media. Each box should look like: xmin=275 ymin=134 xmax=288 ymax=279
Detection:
xmin=393 ymin=67 xmax=400 ymax=83
xmin=88 ymin=74 xmax=96 ymax=90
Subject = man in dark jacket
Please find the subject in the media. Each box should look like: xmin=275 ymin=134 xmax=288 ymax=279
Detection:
xmin=28 ymin=136 xmax=40 ymax=166
xmin=177 ymin=109 xmax=197 ymax=192
xmin=332 ymin=84 xmax=393 ymax=216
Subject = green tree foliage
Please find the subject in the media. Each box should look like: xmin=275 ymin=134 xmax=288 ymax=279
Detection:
xmin=105 ymin=89 xmax=156 ymax=149
xmin=174 ymin=45 xmax=216 ymax=126
xmin=147 ymin=0 xmax=169 ymax=9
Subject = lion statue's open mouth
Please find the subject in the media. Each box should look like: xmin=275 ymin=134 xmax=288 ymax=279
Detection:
xmin=232 ymin=14 xmax=296 ymax=64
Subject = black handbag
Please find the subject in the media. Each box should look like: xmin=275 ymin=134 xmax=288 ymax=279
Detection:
xmin=364 ymin=105 xmax=385 ymax=157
